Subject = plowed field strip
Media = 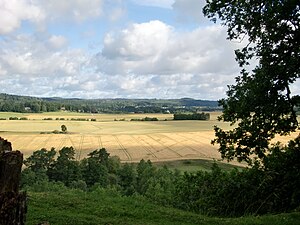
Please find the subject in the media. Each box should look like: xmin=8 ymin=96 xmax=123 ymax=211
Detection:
xmin=19 ymin=136 xmax=39 ymax=150
xmin=57 ymin=135 xmax=68 ymax=150
xmin=185 ymin=132 xmax=213 ymax=142
xmin=175 ymin=133 xmax=210 ymax=145
xmin=146 ymin=134 xmax=182 ymax=157
xmin=113 ymin=135 xmax=131 ymax=161
xmin=97 ymin=135 xmax=103 ymax=149
xmin=130 ymin=135 xmax=157 ymax=159
xmin=68 ymin=134 xmax=77 ymax=151
xmin=76 ymin=135 xmax=85 ymax=161
xmin=36 ymin=134 xmax=53 ymax=150
xmin=134 ymin=135 xmax=163 ymax=155
xmin=161 ymin=133 xmax=207 ymax=157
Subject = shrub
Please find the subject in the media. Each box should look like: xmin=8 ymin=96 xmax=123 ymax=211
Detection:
xmin=173 ymin=112 xmax=210 ymax=120
xmin=9 ymin=117 xmax=19 ymax=120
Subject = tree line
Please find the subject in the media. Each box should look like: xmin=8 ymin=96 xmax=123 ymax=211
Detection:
xmin=22 ymin=145 xmax=300 ymax=217
xmin=0 ymin=93 xmax=219 ymax=113
xmin=173 ymin=112 xmax=210 ymax=120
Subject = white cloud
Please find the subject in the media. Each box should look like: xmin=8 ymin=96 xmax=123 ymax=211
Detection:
xmin=88 ymin=20 xmax=241 ymax=99
xmin=0 ymin=0 xmax=106 ymax=34
xmin=132 ymin=0 xmax=175 ymax=9
xmin=0 ymin=16 xmax=241 ymax=100
xmin=48 ymin=35 xmax=68 ymax=49
xmin=36 ymin=0 xmax=104 ymax=22
xmin=99 ymin=20 xmax=239 ymax=77
xmin=102 ymin=20 xmax=171 ymax=60
xmin=0 ymin=0 xmax=45 ymax=34
xmin=0 ymin=34 xmax=87 ymax=77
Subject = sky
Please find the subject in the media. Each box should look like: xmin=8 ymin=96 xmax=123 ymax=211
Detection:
xmin=0 ymin=0 xmax=244 ymax=100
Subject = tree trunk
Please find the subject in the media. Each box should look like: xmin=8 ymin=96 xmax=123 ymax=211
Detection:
xmin=0 ymin=137 xmax=27 ymax=225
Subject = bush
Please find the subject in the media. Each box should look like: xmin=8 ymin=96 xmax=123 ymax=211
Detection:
xmin=9 ymin=117 xmax=19 ymax=120
xmin=131 ymin=117 xmax=158 ymax=121
xmin=70 ymin=180 xmax=88 ymax=191
xmin=173 ymin=112 xmax=210 ymax=120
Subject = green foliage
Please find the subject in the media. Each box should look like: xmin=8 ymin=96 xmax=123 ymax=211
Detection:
xmin=43 ymin=118 xmax=53 ymax=120
xmin=144 ymin=166 xmax=177 ymax=206
xmin=136 ymin=159 xmax=156 ymax=194
xmin=70 ymin=118 xmax=89 ymax=121
xmin=131 ymin=117 xmax=159 ymax=121
xmin=26 ymin=188 xmax=300 ymax=225
xmin=24 ymin=148 xmax=56 ymax=172
xmin=47 ymin=147 xmax=81 ymax=186
xmin=117 ymin=163 xmax=136 ymax=196
xmin=9 ymin=117 xmax=19 ymax=120
xmin=173 ymin=112 xmax=210 ymax=120
xmin=201 ymin=1 xmax=300 ymax=217
xmin=61 ymin=124 xmax=67 ymax=133
xmin=174 ymin=152 xmax=300 ymax=217
xmin=22 ymin=146 xmax=300 ymax=217
xmin=81 ymin=158 xmax=109 ymax=187
xmin=80 ymin=148 xmax=113 ymax=187
xmin=0 ymin=93 xmax=219 ymax=114
xmin=69 ymin=180 xmax=87 ymax=191
xmin=21 ymin=168 xmax=49 ymax=188
xmin=204 ymin=0 xmax=300 ymax=164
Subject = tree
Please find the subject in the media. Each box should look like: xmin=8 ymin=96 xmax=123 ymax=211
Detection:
xmin=203 ymin=0 xmax=300 ymax=164
xmin=61 ymin=124 xmax=67 ymax=133
xmin=136 ymin=159 xmax=155 ymax=195
xmin=24 ymin=148 xmax=56 ymax=173
xmin=81 ymin=149 xmax=110 ymax=187
xmin=48 ymin=147 xmax=81 ymax=186
xmin=117 ymin=163 xmax=136 ymax=196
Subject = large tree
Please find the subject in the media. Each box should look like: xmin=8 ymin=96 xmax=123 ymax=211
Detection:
xmin=203 ymin=0 xmax=300 ymax=164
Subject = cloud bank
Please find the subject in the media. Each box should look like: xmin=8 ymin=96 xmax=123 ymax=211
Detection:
xmin=0 ymin=0 xmax=246 ymax=100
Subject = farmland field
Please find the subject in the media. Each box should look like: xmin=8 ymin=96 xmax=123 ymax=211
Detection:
xmin=0 ymin=112 xmax=296 ymax=163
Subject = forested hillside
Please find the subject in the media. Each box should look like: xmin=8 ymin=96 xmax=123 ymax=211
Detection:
xmin=0 ymin=93 xmax=219 ymax=113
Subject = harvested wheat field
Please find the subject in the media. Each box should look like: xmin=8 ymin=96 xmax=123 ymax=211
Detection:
xmin=0 ymin=112 xmax=297 ymax=163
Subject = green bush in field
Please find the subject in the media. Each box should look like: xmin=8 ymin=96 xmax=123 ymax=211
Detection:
xmin=9 ymin=117 xmax=19 ymax=120
xmin=173 ymin=112 xmax=210 ymax=120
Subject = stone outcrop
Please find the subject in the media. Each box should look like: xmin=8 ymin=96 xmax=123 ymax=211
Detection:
xmin=0 ymin=137 xmax=26 ymax=225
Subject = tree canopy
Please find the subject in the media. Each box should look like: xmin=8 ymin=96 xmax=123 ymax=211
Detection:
xmin=203 ymin=0 xmax=300 ymax=164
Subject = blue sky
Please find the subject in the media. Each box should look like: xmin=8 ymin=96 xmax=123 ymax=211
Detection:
xmin=0 ymin=0 xmax=244 ymax=100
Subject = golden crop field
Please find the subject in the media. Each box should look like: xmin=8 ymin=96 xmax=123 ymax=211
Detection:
xmin=0 ymin=112 xmax=296 ymax=163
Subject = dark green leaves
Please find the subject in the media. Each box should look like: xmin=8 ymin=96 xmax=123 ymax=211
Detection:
xmin=204 ymin=0 xmax=300 ymax=164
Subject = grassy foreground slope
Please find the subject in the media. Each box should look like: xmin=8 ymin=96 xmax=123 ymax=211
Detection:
xmin=27 ymin=188 xmax=300 ymax=225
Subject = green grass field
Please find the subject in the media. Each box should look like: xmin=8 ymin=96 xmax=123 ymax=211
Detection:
xmin=26 ymin=187 xmax=300 ymax=225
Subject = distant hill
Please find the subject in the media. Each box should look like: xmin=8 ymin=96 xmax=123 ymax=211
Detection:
xmin=0 ymin=93 xmax=220 ymax=113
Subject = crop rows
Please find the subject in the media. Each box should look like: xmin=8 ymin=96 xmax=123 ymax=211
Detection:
xmin=2 ymin=132 xmax=222 ymax=162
